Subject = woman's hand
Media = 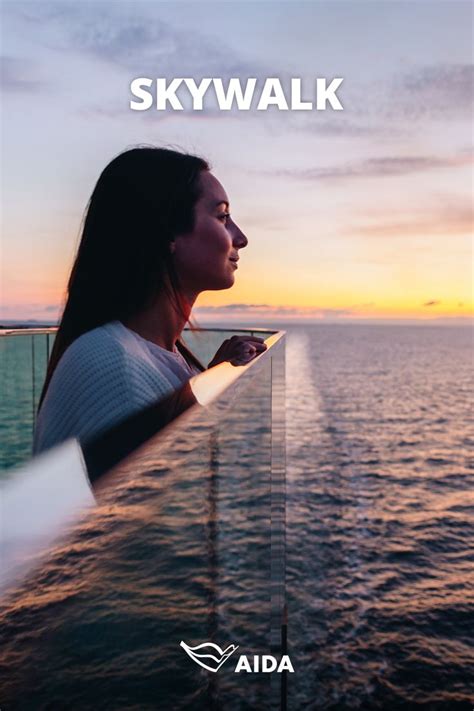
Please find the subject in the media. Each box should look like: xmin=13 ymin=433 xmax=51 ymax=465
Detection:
xmin=208 ymin=335 xmax=267 ymax=368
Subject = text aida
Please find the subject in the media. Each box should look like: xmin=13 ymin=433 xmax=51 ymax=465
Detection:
xmin=234 ymin=655 xmax=294 ymax=673
xmin=130 ymin=77 xmax=344 ymax=112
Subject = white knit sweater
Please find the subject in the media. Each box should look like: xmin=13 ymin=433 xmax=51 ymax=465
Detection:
xmin=33 ymin=321 xmax=200 ymax=454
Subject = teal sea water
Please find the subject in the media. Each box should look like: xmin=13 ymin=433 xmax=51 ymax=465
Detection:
xmin=0 ymin=323 xmax=473 ymax=708
xmin=0 ymin=330 xmax=52 ymax=469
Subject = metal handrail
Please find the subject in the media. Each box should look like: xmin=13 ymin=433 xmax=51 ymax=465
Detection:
xmin=0 ymin=326 xmax=277 ymax=337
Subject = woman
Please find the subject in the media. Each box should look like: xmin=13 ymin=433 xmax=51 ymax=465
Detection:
xmin=34 ymin=147 xmax=266 ymax=454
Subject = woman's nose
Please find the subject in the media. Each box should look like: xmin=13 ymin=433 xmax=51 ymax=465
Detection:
xmin=231 ymin=221 xmax=248 ymax=249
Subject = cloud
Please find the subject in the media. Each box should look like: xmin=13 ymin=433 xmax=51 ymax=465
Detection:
xmin=206 ymin=303 xmax=271 ymax=311
xmin=266 ymin=149 xmax=473 ymax=182
xmin=194 ymin=304 xmax=356 ymax=319
xmin=388 ymin=63 xmax=474 ymax=122
xmin=196 ymin=304 xmax=277 ymax=314
xmin=350 ymin=197 xmax=473 ymax=238
xmin=13 ymin=2 xmax=260 ymax=80
xmin=193 ymin=304 xmax=474 ymax=326
xmin=9 ymin=2 xmax=274 ymax=117
xmin=0 ymin=302 xmax=60 ymax=321
xmin=289 ymin=63 xmax=474 ymax=138
xmin=292 ymin=117 xmax=398 ymax=139
xmin=10 ymin=4 xmax=472 ymax=136
xmin=0 ymin=56 xmax=45 ymax=92
xmin=340 ymin=63 xmax=474 ymax=127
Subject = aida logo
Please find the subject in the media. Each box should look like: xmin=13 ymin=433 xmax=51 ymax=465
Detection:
xmin=180 ymin=641 xmax=239 ymax=672
xmin=180 ymin=640 xmax=294 ymax=674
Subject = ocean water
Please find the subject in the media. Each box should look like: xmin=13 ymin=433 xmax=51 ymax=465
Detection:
xmin=0 ymin=323 xmax=473 ymax=709
xmin=286 ymin=324 xmax=473 ymax=709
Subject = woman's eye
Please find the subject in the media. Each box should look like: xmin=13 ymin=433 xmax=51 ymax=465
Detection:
xmin=218 ymin=212 xmax=231 ymax=223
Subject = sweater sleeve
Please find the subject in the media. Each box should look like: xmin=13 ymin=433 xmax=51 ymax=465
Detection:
xmin=33 ymin=328 xmax=175 ymax=455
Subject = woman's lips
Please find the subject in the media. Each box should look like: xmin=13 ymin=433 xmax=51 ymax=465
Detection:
xmin=229 ymin=258 xmax=239 ymax=269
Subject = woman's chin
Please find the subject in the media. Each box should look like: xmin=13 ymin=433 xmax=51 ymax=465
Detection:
xmin=207 ymin=275 xmax=235 ymax=291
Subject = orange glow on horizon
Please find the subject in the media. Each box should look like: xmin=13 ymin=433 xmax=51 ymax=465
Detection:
xmin=2 ymin=238 xmax=472 ymax=322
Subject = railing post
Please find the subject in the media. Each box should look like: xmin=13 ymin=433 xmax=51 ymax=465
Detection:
xmin=31 ymin=335 xmax=36 ymax=431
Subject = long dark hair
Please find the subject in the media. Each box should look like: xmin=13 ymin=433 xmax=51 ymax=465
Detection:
xmin=39 ymin=146 xmax=209 ymax=409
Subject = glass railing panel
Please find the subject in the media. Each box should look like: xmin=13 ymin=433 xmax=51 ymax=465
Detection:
xmin=0 ymin=333 xmax=286 ymax=710
xmin=0 ymin=328 xmax=275 ymax=471
xmin=0 ymin=332 xmax=53 ymax=470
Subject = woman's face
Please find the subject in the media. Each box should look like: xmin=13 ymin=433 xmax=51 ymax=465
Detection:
xmin=171 ymin=171 xmax=248 ymax=295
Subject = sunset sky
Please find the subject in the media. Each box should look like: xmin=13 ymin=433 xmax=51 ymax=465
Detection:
xmin=1 ymin=0 xmax=472 ymax=324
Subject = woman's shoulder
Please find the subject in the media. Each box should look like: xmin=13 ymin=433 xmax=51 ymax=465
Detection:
xmin=53 ymin=321 xmax=180 ymax=400
xmin=34 ymin=321 xmax=176 ymax=454
xmin=66 ymin=320 xmax=128 ymax=349
xmin=46 ymin=321 xmax=164 ymax=402
xmin=59 ymin=320 xmax=147 ymax=368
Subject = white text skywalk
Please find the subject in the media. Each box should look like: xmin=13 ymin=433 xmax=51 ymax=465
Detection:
xmin=130 ymin=77 xmax=344 ymax=112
